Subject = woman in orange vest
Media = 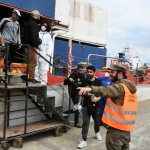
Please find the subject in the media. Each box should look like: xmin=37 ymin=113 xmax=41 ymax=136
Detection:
xmin=77 ymin=64 xmax=138 ymax=150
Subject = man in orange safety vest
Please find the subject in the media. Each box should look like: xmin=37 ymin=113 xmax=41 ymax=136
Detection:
xmin=77 ymin=64 xmax=138 ymax=150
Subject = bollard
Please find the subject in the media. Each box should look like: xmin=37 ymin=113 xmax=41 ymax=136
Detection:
xmin=1 ymin=141 xmax=10 ymax=150
xmin=13 ymin=137 xmax=23 ymax=148
xmin=54 ymin=127 xmax=62 ymax=137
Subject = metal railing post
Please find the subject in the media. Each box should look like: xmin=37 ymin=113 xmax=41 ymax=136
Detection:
xmin=136 ymin=63 xmax=138 ymax=85
xmin=24 ymin=45 xmax=29 ymax=134
xmin=3 ymin=43 xmax=9 ymax=141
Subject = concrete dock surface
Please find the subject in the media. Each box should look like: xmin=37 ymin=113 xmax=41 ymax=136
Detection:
xmin=7 ymin=99 xmax=150 ymax=150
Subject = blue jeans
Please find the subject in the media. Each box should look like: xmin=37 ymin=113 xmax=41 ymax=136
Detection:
xmin=99 ymin=97 xmax=107 ymax=123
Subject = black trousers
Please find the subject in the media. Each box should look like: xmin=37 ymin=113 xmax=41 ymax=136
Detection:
xmin=82 ymin=106 xmax=100 ymax=141
xmin=4 ymin=45 xmax=18 ymax=71
xmin=71 ymin=94 xmax=80 ymax=125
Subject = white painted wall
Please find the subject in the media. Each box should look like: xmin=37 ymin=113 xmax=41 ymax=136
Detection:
xmin=47 ymin=87 xmax=71 ymax=111
xmin=46 ymin=84 xmax=150 ymax=117
xmin=54 ymin=0 xmax=108 ymax=46
xmin=137 ymin=85 xmax=150 ymax=101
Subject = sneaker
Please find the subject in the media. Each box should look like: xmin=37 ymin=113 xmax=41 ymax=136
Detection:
xmin=74 ymin=123 xmax=82 ymax=128
xmin=95 ymin=132 xmax=102 ymax=141
xmin=77 ymin=140 xmax=87 ymax=148
xmin=20 ymin=75 xmax=28 ymax=82
xmin=28 ymin=79 xmax=41 ymax=84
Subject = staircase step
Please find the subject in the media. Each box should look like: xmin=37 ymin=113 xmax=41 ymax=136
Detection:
xmin=0 ymin=120 xmax=67 ymax=139
xmin=55 ymin=105 xmax=63 ymax=108
xmin=0 ymin=72 xmax=26 ymax=77
xmin=63 ymin=113 xmax=69 ymax=117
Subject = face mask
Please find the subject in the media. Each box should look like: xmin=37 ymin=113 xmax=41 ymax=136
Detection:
xmin=41 ymin=26 xmax=46 ymax=31
xmin=105 ymin=72 xmax=109 ymax=77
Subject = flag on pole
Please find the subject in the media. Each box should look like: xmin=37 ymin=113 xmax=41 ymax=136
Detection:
xmin=68 ymin=38 xmax=73 ymax=75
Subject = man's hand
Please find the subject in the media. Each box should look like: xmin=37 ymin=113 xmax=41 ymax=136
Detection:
xmin=69 ymin=78 xmax=74 ymax=82
xmin=18 ymin=44 xmax=22 ymax=49
xmin=91 ymin=96 xmax=100 ymax=103
xmin=38 ymin=46 xmax=42 ymax=51
xmin=77 ymin=87 xmax=92 ymax=95
xmin=59 ymin=83 xmax=65 ymax=88
xmin=0 ymin=37 xmax=5 ymax=44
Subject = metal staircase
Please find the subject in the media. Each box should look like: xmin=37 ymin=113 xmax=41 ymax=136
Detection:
xmin=0 ymin=44 xmax=69 ymax=150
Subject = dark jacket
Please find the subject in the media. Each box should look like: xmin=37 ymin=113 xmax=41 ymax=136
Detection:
xmin=24 ymin=17 xmax=42 ymax=48
xmin=82 ymin=78 xmax=101 ymax=107
xmin=64 ymin=72 xmax=85 ymax=95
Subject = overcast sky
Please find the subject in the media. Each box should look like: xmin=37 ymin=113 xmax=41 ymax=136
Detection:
xmin=88 ymin=0 xmax=150 ymax=65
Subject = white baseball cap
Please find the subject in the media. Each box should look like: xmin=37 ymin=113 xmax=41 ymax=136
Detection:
xmin=31 ymin=10 xmax=41 ymax=16
xmin=12 ymin=9 xmax=21 ymax=17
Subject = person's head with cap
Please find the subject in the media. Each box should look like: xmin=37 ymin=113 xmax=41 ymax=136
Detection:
xmin=12 ymin=9 xmax=21 ymax=21
xmin=31 ymin=10 xmax=41 ymax=21
xmin=108 ymin=64 xmax=127 ymax=82
xmin=86 ymin=65 xmax=96 ymax=79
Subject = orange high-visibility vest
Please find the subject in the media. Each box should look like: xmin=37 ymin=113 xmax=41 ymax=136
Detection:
xmin=102 ymin=83 xmax=138 ymax=131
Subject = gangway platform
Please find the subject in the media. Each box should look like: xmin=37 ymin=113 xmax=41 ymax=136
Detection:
xmin=0 ymin=120 xmax=67 ymax=139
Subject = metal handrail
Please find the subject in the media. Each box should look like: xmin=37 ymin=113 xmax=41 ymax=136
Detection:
xmin=87 ymin=53 xmax=124 ymax=66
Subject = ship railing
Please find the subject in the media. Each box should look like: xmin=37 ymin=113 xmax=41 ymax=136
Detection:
xmin=87 ymin=53 xmax=150 ymax=85
xmin=87 ymin=53 xmax=125 ymax=66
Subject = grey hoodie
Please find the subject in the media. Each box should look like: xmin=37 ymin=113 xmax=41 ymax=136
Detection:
xmin=90 ymin=79 xmax=137 ymax=106
xmin=0 ymin=17 xmax=21 ymax=44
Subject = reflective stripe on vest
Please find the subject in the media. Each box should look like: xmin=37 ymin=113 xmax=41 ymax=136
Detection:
xmin=103 ymin=111 xmax=135 ymax=125
xmin=106 ymin=102 xmax=137 ymax=115
xmin=102 ymin=83 xmax=138 ymax=131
